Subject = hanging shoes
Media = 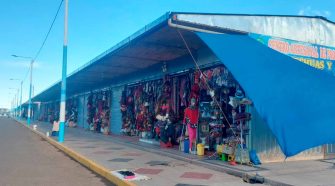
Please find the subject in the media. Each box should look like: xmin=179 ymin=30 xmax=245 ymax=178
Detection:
xmin=229 ymin=96 xmax=239 ymax=108
xmin=240 ymin=98 xmax=252 ymax=105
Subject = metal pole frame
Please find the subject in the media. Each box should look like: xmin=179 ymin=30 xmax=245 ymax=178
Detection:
xmin=11 ymin=98 xmax=13 ymax=116
xmin=14 ymin=94 xmax=17 ymax=117
xmin=27 ymin=60 xmax=33 ymax=126
xmin=16 ymin=88 xmax=19 ymax=118
xmin=59 ymin=0 xmax=68 ymax=143
xmin=20 ymin=81 xmax=23 ymax=118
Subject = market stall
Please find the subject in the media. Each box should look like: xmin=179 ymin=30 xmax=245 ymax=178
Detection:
xmin=119 ymin=64 xmax=254 ymax=163
xmin=86 ymin=90 xmax=111 ymax=135
xmin=65 ymin=97 xmax=78 ymax=127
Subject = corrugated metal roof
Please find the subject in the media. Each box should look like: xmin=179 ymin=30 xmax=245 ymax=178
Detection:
xmin=31 ymin=12 xmax=335 ymax=103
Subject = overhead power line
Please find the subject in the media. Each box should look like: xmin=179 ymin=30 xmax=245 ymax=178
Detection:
xmin=21 ymin=0 xmax=64 ymax=84
xmin=33 ymin=0 xmax=64 ymax=61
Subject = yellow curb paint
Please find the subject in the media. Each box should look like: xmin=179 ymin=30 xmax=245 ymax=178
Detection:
xmin=15 ymin=119 xmax=136 ymax=186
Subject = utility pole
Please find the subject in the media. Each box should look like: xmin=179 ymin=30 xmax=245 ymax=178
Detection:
xmin=59 ymin=0 xmax=68 ymax=143
xmin=20 ymin=81 xmax=22 ymax=118
xmin=27 ymin=59 xmax=33 ymax=126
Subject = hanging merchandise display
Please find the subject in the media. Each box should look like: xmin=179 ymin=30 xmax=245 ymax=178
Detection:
xmin=118 ymin=64 xmax=253 ymax=163
xmin=38 ymin=101 xmax=60 ymax=124
xmin=154 ymin=77 xmax=176 ymax=147
xmin=86 ymin=90 xmax=111 ymax=135
xmin=198 ymin=67 xmax=229 ymax=151
xmin=196 ymin=65 xmax=254 ymax=164
xmin=49 ymin=102 xmax=59 ymax=124
xmin=120 ymin=76 xmax=187 ymax=148
xmin=120 ymin=80 xmax=158 ymax=138
xmin=87 ymin=93 xmax=95 ymax=131
xmin=66 ymin=97 xmax=78 ymax=128
xmin=47 ymin=104 xmax=55 ymax=123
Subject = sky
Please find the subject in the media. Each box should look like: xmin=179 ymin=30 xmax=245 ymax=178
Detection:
xmin=0 ymin=0 xmax=334 ymax=109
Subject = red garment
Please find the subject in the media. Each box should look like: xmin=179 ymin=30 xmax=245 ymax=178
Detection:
xmin=183 ymin=107 xmax=199 ymax=125
xmin=98 ymin=101 xmax=103 ymax=113
xmin=184 ymin=107 xmax=199 ymax=150
xmin=205 ymin=70 xmax=213 ymax=80
xmin=190 ymin=84 xmax=200 ymax=102
xmin=187 ymin=125 xmax=196 ymax=149
xmin=194 ymin=71 xmax=201 ymax=84
xmin=136 ymin=113 xmax=145 ymax=131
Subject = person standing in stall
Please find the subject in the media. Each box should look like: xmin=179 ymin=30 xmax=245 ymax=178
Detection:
xmin=52 ymin=118 xmax=60 ymax=136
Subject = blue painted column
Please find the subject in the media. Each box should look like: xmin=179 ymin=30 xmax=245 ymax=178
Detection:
xmin=58 ymin=0 xmax=68 ymax=143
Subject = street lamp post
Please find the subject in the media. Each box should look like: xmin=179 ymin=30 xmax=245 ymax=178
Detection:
xmin=14 ymin=94 xmax=17 ymax=117
xmin=11 ymin=97 xmax=13 ymax=116
xmin=12 ymin=55 xmax=34 ymax=126
xmin=19 ymin=81 xmax=22 ymax=118
xmin=10 ymin=79 xmax=23 ymax=118
xmin=8 ymin=92 xmax=14 ymax=117
xmin=59 ymin=0 xmax=68 ymax=143
xmin=16 ymin=89 xmax=19 ymax=117
xmin=27 ymin=59 xmax=33 ymax=125
xmin=9 ymin=88 xmax=19 ymax=117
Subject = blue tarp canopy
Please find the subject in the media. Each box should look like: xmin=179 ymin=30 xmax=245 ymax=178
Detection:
xmin=197 ymin=32 xmax=335 ymax=157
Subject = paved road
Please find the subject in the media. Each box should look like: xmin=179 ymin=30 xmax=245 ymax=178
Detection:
xmin=0 ymin=117 xmax=114 ymax=186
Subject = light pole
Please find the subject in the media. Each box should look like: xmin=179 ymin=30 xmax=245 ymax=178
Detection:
xmin=9 ymin=88 xmax=19 ymax=117
xmin=10 ymin=79 xmax=23 ymax=118
xmin=14 ymin=93 xmax=17 ymax=117
xmin=59 ymin=0 xmax=68 ymax=143
xmin=8 ymin=91 xmax=15 ymax=116
xmin=12 ymin=55 xmax=34 ymax=126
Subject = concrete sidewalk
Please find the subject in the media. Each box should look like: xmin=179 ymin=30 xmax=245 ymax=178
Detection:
xmin=18 ymin=119 xmax=335 ymax=186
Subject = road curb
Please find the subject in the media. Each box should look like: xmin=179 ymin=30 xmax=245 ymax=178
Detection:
xmin=14 ymin=119 xmax=136 ymax=186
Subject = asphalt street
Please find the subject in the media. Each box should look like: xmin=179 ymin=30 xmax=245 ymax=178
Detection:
xmin=0 ymin=117 xmax=114 ymax=186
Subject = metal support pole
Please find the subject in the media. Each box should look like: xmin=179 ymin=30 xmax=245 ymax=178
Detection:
xmin=27 ymin=60 xmax=33 ymax=126
xmin=11 ymin=98 xmax=13 ymax=116
xmin=16 ymin=89 xmax=19 ymax=118
xmin=20 ymin=81 xmax=23 ymax=118
xmin=59 ymin=0 xmax=68 ymax=143
xmin=14 ymin=94 xmax=17 ymax=117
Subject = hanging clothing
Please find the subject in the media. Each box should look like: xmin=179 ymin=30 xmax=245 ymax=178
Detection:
xmin=183 ymin=107 xmax=199 ymax=150
xmin=183 ymin=107 xmax=199 ymax=126
xmin=187 ymin=125 xmax=196 ymax=149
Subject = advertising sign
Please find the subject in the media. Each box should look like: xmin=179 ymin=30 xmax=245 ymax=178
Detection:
xmin=250 ymin=33 xmax=335 ymax=74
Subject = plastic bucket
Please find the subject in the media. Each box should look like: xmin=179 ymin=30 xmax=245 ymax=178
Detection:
xmin=221 ymin=154 xmax=227 ymax=161
xmin=197 ymin=144 xmax=204 ymax=156
xmin=184 ymin=139 xmax=189 ymax=153
xmin=216 ymin=144 xmax=223 ymax=155
xmin=228 ymin=154 xmax=235 ymax=161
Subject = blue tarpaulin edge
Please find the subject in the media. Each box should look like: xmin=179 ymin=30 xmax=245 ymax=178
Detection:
xmin=196 ymin=32 xmax=335 ymax=157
